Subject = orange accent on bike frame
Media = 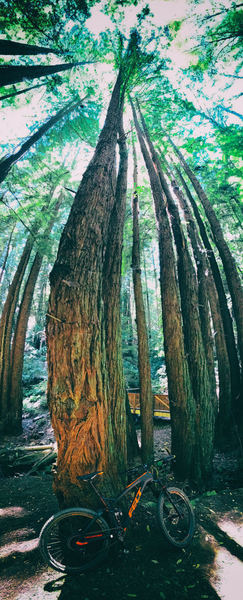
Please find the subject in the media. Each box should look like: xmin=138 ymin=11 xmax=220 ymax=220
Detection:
xmin=76 ymin=541 xmax=88 ymax=546
xmin=126 ymin=473 xmax=147 ymax=489
xmin=76 ymin=534 xmax=103 ymax=546
xmin=128 ymin=487 xmax=142 ymax=518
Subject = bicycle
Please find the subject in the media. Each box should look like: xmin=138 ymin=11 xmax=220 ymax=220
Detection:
xmin=39 ymin=455 xmax=195 ymax=573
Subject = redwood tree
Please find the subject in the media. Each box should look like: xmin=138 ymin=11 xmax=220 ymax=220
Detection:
xmin=131 ymin=99 xmax=196 ymax=482
xmin=46 ymin=35 xmax=141 ymax=506
xmin=131 ymin=139 xmax=153 ymax=464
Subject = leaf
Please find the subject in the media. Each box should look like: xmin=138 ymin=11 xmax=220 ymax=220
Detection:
xmin=146 ymin=525 xmax=150 ymax=532
xmin=160 ymin=593 xmax=166 ymax=599
xmin=176 ymin=558 xmax=182 ymax=564
xmin=151 ymin=559 xmax=159 ymax=564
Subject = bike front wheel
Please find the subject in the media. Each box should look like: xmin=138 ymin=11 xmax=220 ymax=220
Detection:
xmin=157 ymin=487 xmax=195 ymax=548
xmin=39 ymin=507 xmax=110 ymax=573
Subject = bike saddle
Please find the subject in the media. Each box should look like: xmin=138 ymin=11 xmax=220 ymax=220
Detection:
xmin=77 ymin=471 xmax=103 ymax=482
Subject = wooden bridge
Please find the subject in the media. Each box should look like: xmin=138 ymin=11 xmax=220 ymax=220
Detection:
xmin=128 ymin=392 xmax=170 ymax=421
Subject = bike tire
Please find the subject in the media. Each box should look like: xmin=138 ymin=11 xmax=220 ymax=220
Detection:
xmin=39 ymin=507 xmax=110 ymax=573
xmin=157 ymin=487 xmax=195 ymax=548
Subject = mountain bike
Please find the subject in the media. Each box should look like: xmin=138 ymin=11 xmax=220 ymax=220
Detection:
xmin=39 ymin=455 xmax=195 ymax=573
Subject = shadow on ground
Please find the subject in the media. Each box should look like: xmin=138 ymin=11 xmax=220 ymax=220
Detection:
xmin=0 ymin=475 xmax=242 ymax=600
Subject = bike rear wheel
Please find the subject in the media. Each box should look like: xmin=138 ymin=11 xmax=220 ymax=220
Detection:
xmin=39 ymin=508 xmax=110 ymax=573
xmin=157 ymin=487 xmax=195 ymax=548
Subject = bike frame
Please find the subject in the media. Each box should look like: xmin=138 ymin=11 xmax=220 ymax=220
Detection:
xmin=89 ymin=470 xmax=158 ymax=530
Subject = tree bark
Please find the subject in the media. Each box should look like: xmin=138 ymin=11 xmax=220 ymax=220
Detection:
xmin=131 ymin=98 xmax=196 ymax=482
xmin=47 ymin=68 xmax=127 ymax=507
xmin=165 ymin=164 xmax=217 ymax=403
xmin=102 ymin=105 xmax=130 ymax=475
xmin=169 ymin=138 xmax=243 ymax=373
xmin=0 ymin=39 xmax=60 ymax=55
xmin=0 ymin=236 xmax=34 ymax=431
xmin=0 ymin=60 xmax=94 ymax=87
xmin=7 ymin=197 xmax=62 ymax=433
xmin=0 ymin=98 xmax=84 ymax=183
xmin=175 ymin=166 xmax=242 ymax=427
xmin=167 ymin=165 xmax=234 ymax=446
xmin=132 ymin=140 xmax=154 ymax=464
xmin=150 ymin=153 xmax=215 ymax=482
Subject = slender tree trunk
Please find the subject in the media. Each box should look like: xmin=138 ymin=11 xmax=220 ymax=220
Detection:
xmin=142 ymin=249 xmax=152 ymax=340
xmin=0 ymin=82 xmax=48 ymax=102
xmin=153 ymin=156 xmax=215 ymax=481
xmin=167 ymin=165 xmax=234 ymax=446
xmin=131 ymin=99 xmax=196 ymax=481
xmin=0 ymin=237 xmax=34 ymax=431
xmin=0 ymin=225 xmax=15 ymax=287
xmin=175 ymin=166 xmax=242 ymax=429
xmin=151 ymin=248 xmax=160 ymax=325
xmin=0 ymin=60 xmax=94 ymax=87
xmin=102 ymin=106 xmax=130 ymax=474
xmin=47 ymin=68 xmax=128 ymax=507
xmin=0 ymin=98 xmax=84 ymax=183
xmin=166 ymin=166 xmax=217 ymax=403
xmin=169 ymin=138 xmax=243 ymax=372
xmin=0 ymin=39 xmax=60 ymax=55
xmin=8 ymin=198 xmax=62 ymax=433
xmin=132 ymin=140 xmax=154 ymax=464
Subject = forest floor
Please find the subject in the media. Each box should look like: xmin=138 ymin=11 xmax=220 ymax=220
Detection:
xmin=0 ymin=387 xmax=243 ymax=600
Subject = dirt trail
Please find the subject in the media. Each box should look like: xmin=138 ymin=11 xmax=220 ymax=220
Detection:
xmin=0 ymin=473 xmax=242 ymax=600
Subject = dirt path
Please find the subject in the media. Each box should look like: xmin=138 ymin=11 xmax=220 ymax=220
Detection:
xmin=0 ymin=473 xmax=242 ymax=600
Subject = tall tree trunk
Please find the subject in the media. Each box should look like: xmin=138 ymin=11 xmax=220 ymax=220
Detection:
xmin=0 ymin=60 xmax=94 ymax=87
xmin=151 ymin=248 xmax=160 ymax=325
xmin=0 ymin=236 xmax=34 ymax=432
xmin=175 ymin=166 xmax=242 ymax=431
xmin=150 ymin=152 xmax=215 ymax=482
xmin=169 ymin=138 xmax=243 ymax=372
xmin=0 ymin=39 xmax=60 ymax=55
xmin=102 ymin=106 xmax=130 ymax=474
xmin=132 ymin=140 xmax=153 ymax=464
xmin=142 ymin=249 xmax=152 ymax=340
xmin=8 ymin=197 xmax=62 ymax=433
xmin=167 ymin=165 xmax=233 ymax=446
xmin=165 ymin=164 xmax=216 ymax=403
xmin=0 ymin=98 xmax=84 ymax=183
xmin=47 ymin=68 xmax=128 ymax=507
xmin=131 ymin=99 xmax=196 ymax=482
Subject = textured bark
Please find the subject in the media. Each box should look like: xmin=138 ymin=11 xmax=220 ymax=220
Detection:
xmin=7 ymin=198 xmax=62 ymax=433
xmin=152 ymin=156 xmax=215 ymax=481
xmin=102 ymin=107 xmax=129 ymax=475
xmin=131 ymin=99 xmax=196 ymax=481
xmin=0 ymin=98 xmax=83 ymax=183
xmin=0 ymin=237 xmax=34 ymax=431
xmin=166 ymin=166 xmax=217 ymax=403
xmin=0 ymin=39 xmax=60 ymax=55
xmin=170 ymin=138 xmax=243 ymax=372
xmin=0 ymin=60 xmax=93 ymax=87
xmin=167 ymin=167 xmax=235 ymax=447
xmin=47 ymin=69 xmax=126 ymax=507
xmin=142 ymin=249 xmax=152 ymax=340
xmin=176 ymin=167 xmax=242 ymax=424
xmin=167 ymin=169 xmax=233 ymax=437
xmin=132 ymin=140 xmax=153 ymax=464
